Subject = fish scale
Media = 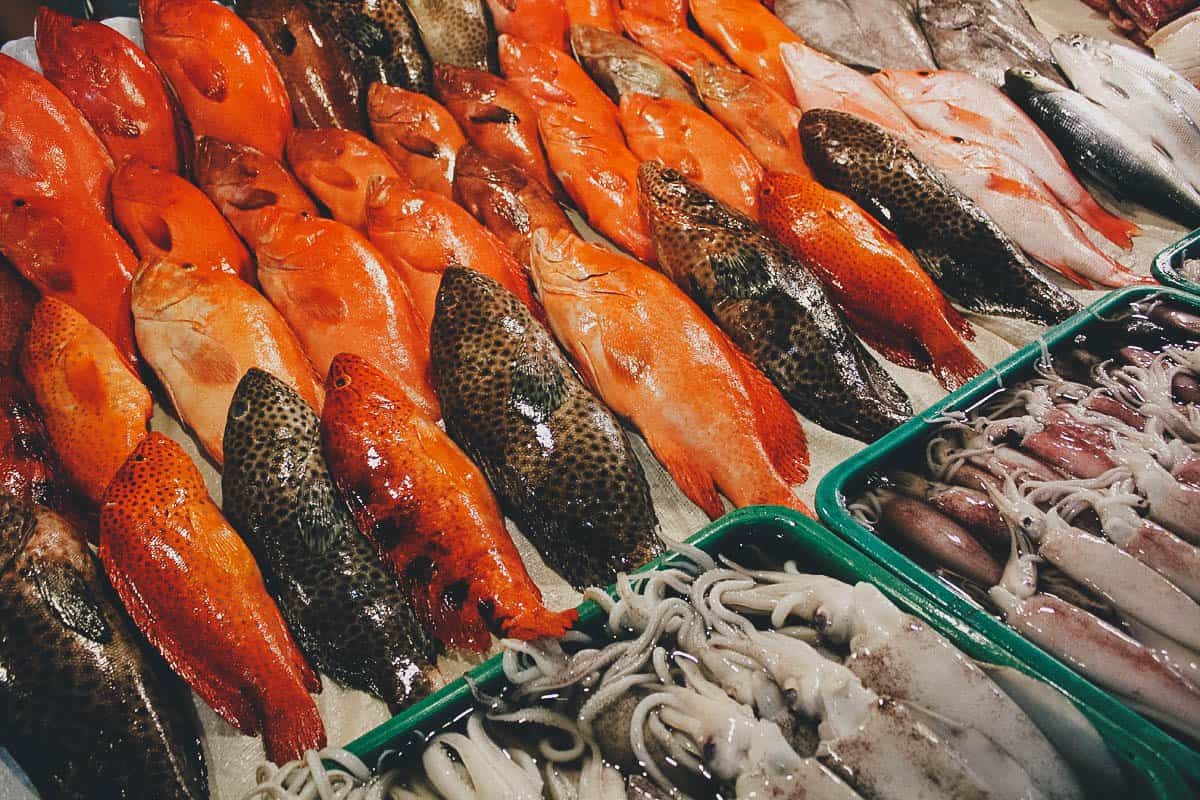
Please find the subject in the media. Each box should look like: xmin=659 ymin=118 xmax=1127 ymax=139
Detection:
xmin=307 ymin=0 xmax=433 ymax=93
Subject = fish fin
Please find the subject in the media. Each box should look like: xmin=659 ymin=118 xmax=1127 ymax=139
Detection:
xmin=295 ymin=483 xmax=352 ymax=555
xmin=727 ymin=341 xmax=809 ymax=486
xmin=257 ymin=681 xmax=326 ymax=764
xmin=508 ymin=335 xmax=570 ymax=423
xmin=300 ymin=161 xmax=358 ymax=191
xmin=1033 ymin=256 xmax=1094 ymax=289
xmin=1070 ymin=194 xmax=1139 ymax=250
xmin=177 ymin=49 xmax=228 ymax=102
xmin=497 ymin=604 xmax=578 ymax=641
xmin=945 ymin=103 xmax=999 ymax=136
xmin=644 ymin=429 xmax=724 ymax=519
xmin=984 ymin=172 xmax=1048 ymax=204
xmin=398 ymin=133 xmax=440 ymax=159
xmin=468 ymin=104 xmax=521 ymax=125
xmin=29 ymin=554 xmax=112 ymax=643
xmin=839 ymin=305 xmax=926 ymax=371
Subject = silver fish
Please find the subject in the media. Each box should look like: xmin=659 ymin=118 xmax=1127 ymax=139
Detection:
xmin=774 ymin=0 xmax=935 ymax=72
xmin=917 ymin=0 xmax=1060 ymax=86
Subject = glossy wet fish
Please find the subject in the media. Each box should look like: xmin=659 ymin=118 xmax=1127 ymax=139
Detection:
xmin=570 ymin=24 xmax=696 ymax=105
xmin=780 ymin=41 xmax=919 ymax=133
xmin=430 ymin=267 xmax=662 ymax=589
xmin=689 ymin=0 xmax=801 ymax=101
xmin=484 ymin=0 xmax=570 ymax=50
xmin=0 ymin=261 xmax=33 ymax=374
xmin=566 ymin=0 xmax=621 ymax=29
xmin=800 ymin=109 xmax=1082 ymax=325
xmin=619 ymin=0 xmax=687 ymax=26
xmin=1006 ymin=67 xmax=1200 ymax=227
xmin=917 ymin=0 xmax=1060 ymax=86
xmin=405 ymin=0 xmax=497 ymax=70
xmin=638 ymin=162 xmax=913 ymax=442
xmin=618 ymin=9 xmax=730 ymax=77
xmin=1 ymin=495 xmax=207 ymax=800
xmin=774 ymin=0 xmax=936 ymax=71
xmin=222 ymin=369 xmax=436 ymax=705
xmin=307 ymin=0 xmax=433 ymax=94
xmin=286 ymin=127 xmax=408 ymax=231
xmin=693 ymin=64 xmax=810 ymax=177
xmin=367 ymin=82 xmax=467 ymax=198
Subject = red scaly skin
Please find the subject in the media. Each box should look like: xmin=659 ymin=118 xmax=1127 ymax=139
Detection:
xmin=619 ymin=9 xmax=730 ymax=77
xmin=618 ymin=0 xmax=688 ymax=27
xmin=689 ymin=0 xmax=802 ymax=101
xmin=366 ymin=83 xmax=466 ymax=199
xmin=286 ymin=128 xmax=409 ymax=232
xmin=484 ymin=0 xmax=570 ymax=50
xmin=565 ymin=0 xmax=620 ymax=30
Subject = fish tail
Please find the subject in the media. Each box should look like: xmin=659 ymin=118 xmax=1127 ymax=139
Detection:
xmin=418 ymin=590 xmax=494 ymax=653
xmin=926 ymin=337 xmax=986 ymax=392
xmin=939 ymin=294 xmax=976 ymax=342
xmin=742 ymin=485 xmax=815 ymax=518
xmin=497 ymin=604 xmax=579 ymax=641
xmin=257 ymin=680 xmax=326 ymax=765
xmin=730 ymin=341 xmax=809 ymax=485
xmin=1072 ymin=195 xmax=1139 ymax=250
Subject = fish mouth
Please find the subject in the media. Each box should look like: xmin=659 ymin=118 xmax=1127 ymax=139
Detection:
xmin=636 ymin=161 xmax=688 ymax=208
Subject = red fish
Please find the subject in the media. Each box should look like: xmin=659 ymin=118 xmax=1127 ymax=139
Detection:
xmin=322 ymin=353 xmax=577 ymax=649
xmin=618 ymin=0 xmax=688 ymax=26
xmin=689 ymin=0 xmax=802 ymax=101
xmin=286 ymin=128 xmax=408 ymax=231
xmin=367 ymin=82 xmax=466 ymax=198
xmin=484 ymin=0 xmax=570 ymax=49
xmin=0 ymin=259 xmax=35 ymax=374
xmin=565 ymin=0 xmax=620 ymax=29
xmin=100 ymin=433 xmax=325 ymax=764
xmin=619 ymin=9 xmax=730 ymax=76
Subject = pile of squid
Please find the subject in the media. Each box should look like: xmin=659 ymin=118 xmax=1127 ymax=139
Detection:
xmin=246 ymin=542 xmax=1125 ymax=800
xmin=851 ymin=296 xmax=1200 ymax=741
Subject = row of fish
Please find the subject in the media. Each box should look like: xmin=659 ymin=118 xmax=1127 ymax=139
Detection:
xmin=851 ymin=297 xmax=1200 ymax=742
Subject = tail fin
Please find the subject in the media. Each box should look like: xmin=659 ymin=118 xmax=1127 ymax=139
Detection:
xmin=1073 ymin=195 xmax=1139 ymax=250
xmin=498 ymin=604 xmax=579 ymax=641
xmin=729 ymin=342 xmax=809 ymax=485
xmin=926 ymin=336 xmax=985 ymax=392
xmin=257 ymin=680 xmax=326 ymax=765
xmin=414 ymin=583 xmax=493 ymax=653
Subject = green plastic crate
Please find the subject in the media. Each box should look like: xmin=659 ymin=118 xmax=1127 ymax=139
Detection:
xmin=1153 ymin=228 xmax=1200 ymax=295
xmin=342 ymin=507 xmax=1187 ymax=797
xmin=816 ymin=285 xmax=1200 ymax=785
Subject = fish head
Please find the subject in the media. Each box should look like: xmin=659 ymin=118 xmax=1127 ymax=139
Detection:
xmin=637 ymin=160 xmax=734 ymax=231
xmin=1050 ymin=34 xmax=1118 ymax=86
xmin=0 ymin=491 xmax=35 ymax=577
xmin=568 ymin=23 xmax=620 ymax=63
xmin=797 ymin=108 xmax=886 ymax=165
xmin=432 ymin=266 xmax=536 ymax=355
xmin=0 ymin=193 xmax=72 ymax=279
xmin=102 ymin=432 xmax=206 ymax=511
xmin=130 ymin=256 xmax=219 ymax=323
xmin=453 ymin=145 xmax=526 ymax=210
xmin=431 ymin=63 xmax=491 ymax=100
xmin=1003 ymin=67 xmax=1060 ymax=104
xmin=194 ymin=137 xmax=315 ymax=227
xmin=872 ymin=69 xmax=937 ymax=103
xmin=527 ymin=227 xmax=631 ymax=301
xmin=225 ymin=367 xmax=315 ymax=455
xmin=324 ymin=352 xmax=415 ymax=424
xmin=110 ymin=157 xmax=179 ymax=211
xmin=364 ymin=175 xmax=425 ymax=231
xmin=691 ymin=63 xmax=751 ymax=104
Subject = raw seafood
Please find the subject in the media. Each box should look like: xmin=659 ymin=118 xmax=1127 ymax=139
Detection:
xmin=285 ymin=127 xmax=407 ymax=231
xmin=618 ymin=10 xmax=730 ymax=77
xmin=689 ymin=0 xmax=802 ymax=101
xmin=570 ymin=24 xmax=696 ymax=105
xmin=566 ymin=0 xmax=621 ymax=29
xmin=780 ymin=41 xmax=919 ymax=133
xmin=484 ymin=0 xmax=569 ymax=50
xmin=405 ymin=0 xmax=497 ymax=71
xmin=916 ymin=0 xmax=1060 ymax=86
xmin=306 ymin=0 xmax=433 ymax=93
xmin=367 ymin=82 xmax=467 ymax=198
xmin=773 ymin=0 xmax=936 ymax=72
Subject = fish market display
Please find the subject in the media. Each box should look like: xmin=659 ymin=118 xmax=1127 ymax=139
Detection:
xmin=618 ymin=9 xmax=730 ymax=76
xmin=689 ymin=0 xmax=802 ymax=101
xmin=916 ymin=0 xmax=1060 ymax=85
xmin=238 ymin=0 xmax=366 ymax=133
xmin=141 ymin=0 xmax=293 ymax=159
xmin=306 ymin=0 xmax=433 ymax=94
xmin=640 ymin=162 xmax=913 ymax=441
xmin=404 ymin=0 xmax=497 ymax=71
xmin=367 ymin=82 xmax=467 ymax=199
xmin=774 ymin=0 xmax=937 ymax=71
xmin=0 ymin=495 xmax=208 ymax=800
xmin=570 ymin=23 xmax=697 ymax=105
xmin=221 ymin=369 xmax=437 ymax=707
xmin=35 ymin=8 xmax=184 ymax=173
xmin=285 ymin=127 xmax=406 ymax=232
xmin=1098 ymin=0 xmax=1199 ymax=40
xmin=566 ymin=0 xmax=621 ymax=29
xmin=321 ymin=353 xmax=577 ymax=650
xmin=20 ymin=298 xmax=151 ymax=506
xmin=100 ymin=433 xmax=326 ymax=765
xmin=801 ymin=109 xmax=1082 ymax=325
xmin=529 ymin=229 xmax=811 ymax=517
xmin=780 ymin=40 xmax=919 ymax=133
xmin=621 ymin=0 xmax=688 ymax=26
xmin=430 ymin=267 xmax=662 ymax=589
xmin=485 ymin=0 xmax=570 ymax=50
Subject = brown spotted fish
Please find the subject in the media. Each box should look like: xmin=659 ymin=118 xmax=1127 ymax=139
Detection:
xmin=307 ymin=0 xmax=434 ymax=93
xmin=404 ymin=0 xmax=497 ymax=71
xmin=569 ymin=23 xmax=696 ymax=105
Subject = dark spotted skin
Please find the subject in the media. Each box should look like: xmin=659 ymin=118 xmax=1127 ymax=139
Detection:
xmin=569 ymin=24 xmax=697 ymax=106
xmin=638 ymin=162 xmax=912 ymax=443
xmin=221 ymin=369 xmax=435 ymax=709
xmin=307 ymin=0 xmax=434 ymax=94
xmin=800 ymin=109 xmax=1081 ymax=326
xmin=0 ymin=494 xmax=207 ymax=800
xmin=405 ymin=0 xmax=497 ymax=71
xmin=430 ymin=268 xmax=661 ymax=589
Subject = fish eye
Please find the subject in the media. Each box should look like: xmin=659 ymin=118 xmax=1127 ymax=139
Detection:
xmin=11 ymin=198 xmax=25 ymax=208
xmin=229 ymin=398 xmax=249 ymax=419
xmin=334 ymin=376 xmax=351 ymax=389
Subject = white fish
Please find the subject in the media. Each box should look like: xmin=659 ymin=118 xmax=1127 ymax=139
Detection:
xmin=774 ymin=0 xmax=935 ymax=72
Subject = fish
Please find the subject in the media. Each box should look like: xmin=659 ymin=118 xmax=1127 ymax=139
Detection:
xmin=222 ymin=369 xmax=437 ymax=704
xmin=529 ymin=229 xmax=811 ymax=518
xmin=619 ymin=93 xmax=764 ymax=219
xmin=1095 ymin=33 xmax=1200 ymax=129
xmin=35 ymin=8 xmax=185 ymax=173
xmin=916 ymin=0 xmax=1061 ymax=86
xmin=692 ymin=64 xmax=810 ymax=177
xmin=285 ymin=127 xmax=408 ymax=231
xmin=306 ymin=0 xmax=433 ymax=93
xmin=800 ymin=109 xmax=1083 ymax=326
xmin=1052 ymin=34 xmax=1200 ymax=188
xmin=430 ymin=267 xmax=662 ymax=588
xmin=322 ymin=353 xmax=578 ymax=648
xmin=253 ymin=206 xmax=439 ymax=418
xmin=618 ymin=0 xmax=688 ymax=26
xmin=453 ymin=144 xmax=575 ymax=266
xmin=758 ymin=171 xmax=984 ymax=390
xmin=773 ymin=0 xmax=936 ymax=72
xmin=566 ymin=0 xmax=621 ymax=29
xmin=779 ymin=41 xmax=919 ymax=133
xmin=874 ymin=68 xmax=1140 ymax=249
xmin=434 ymin=64 xmax=558 ymax=196
xmin=20 ymin=298 xmax=151 ymax=506
xmin=1005 ymin=67 xmax=1200 ymax=228
xmin=367 ymin=82 xmax=467 ymax=198
xmin=538 ymin=106 xmax=655 ymax=262
xmin=100 ymin=433 xmax=325 ymax=765
xmin=638 ymin=161 xmax=913 ymax=442
xmin=618 ymin=10 xmax=731 ymax=77
xmin=569 ymin=24 xmax=697 ymax=105
xmin=0 ymin=54 xmax=113 ymax=218
xmin=0 ymin=193 xmax=139 ymax=368
xmin=689 ymin=0 xmax=802 ymax=101
xmin=404 ymin=0 xmax=497 ymax=71
xmin=484 ymin=0 xmax=570 ymax=50
xmin=111 ymin=158 xmax=256 ymax=284
xmin=498 ymin=34 xmax=624 ymax=141
xmin=364 ymin=176 xmax=541 ymax=331
xmin=238 ymin=0 xmax=367 ymax=132
xmin=0 ymin=495 xmax=208 ymax=800
xmin=193 ymin=137 xmax=320 ymax=249
xmin=132 ymin=259 xmax=324 ymax=464
xmin=0 ymin=261 xmax=34 ymax=374
xmin=0 ymin=378 xmax=79 ymax=527
xmin=141 ymin=0 xmax=293 ymax=159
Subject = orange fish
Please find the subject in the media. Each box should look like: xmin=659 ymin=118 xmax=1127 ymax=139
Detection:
xmin=0 ymin=193 xmax=138 ymax=368
xmin=365 ymin=177 xmax=540 ymax=330
xmin=689 ymin=0 xmax=802 ymax=101
xmin=36 ymin=8 xmax=185 ymax=174
xmin=453 ymin=144 xmax=574 ymax=266
xmin=619 ymin=93 xmax=763 ymax=219
xmin=0 ymin=259 xmax=35 ymax=374
xmin=692 ymin=64 xmax=810 ymax=177
xmin=619 ymin=9 xmax=729 ymax=77
xmin=529 ymin=229 xmax=810 ymax=518
xmin=484 ymin=0 xmax=570 ymax=49
xmin=285 ymin=128 xmax=408 ymax=231
xmin=322 ymin=353 xmax=577 ymax=649
xmin=498 ymin=34 xmax=624 ymax=141
xmin=565 ymin=0 xmax=620 ymax=29
xmin=141 ymin=0 xmax=293 ymax=158
xmin=0 ymin=54 xmax=113 ymax=218
xmin=759 ymin=171 xmax=984 ymax=391
xmin=132 ymin=259 xmax=323 ymax=464
xmin=111 ymin=159 xmax=255 ymax=284
xmin=193 ymin=137 xmax=319 ymax=250
xmin=618 ymin=0 xmax=687 ymax=26
xmin=366 ymin=82 xmax=466 ymax=199
xmin=434 ymin=65 xmax=557 ymax=196
xmin=253 ymin=208 xmax=438 ymax=418
xmin=20 ymin=298 xmax=151 ymax=504
xmin=99 ymin=433 xmax=325 ymax=765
